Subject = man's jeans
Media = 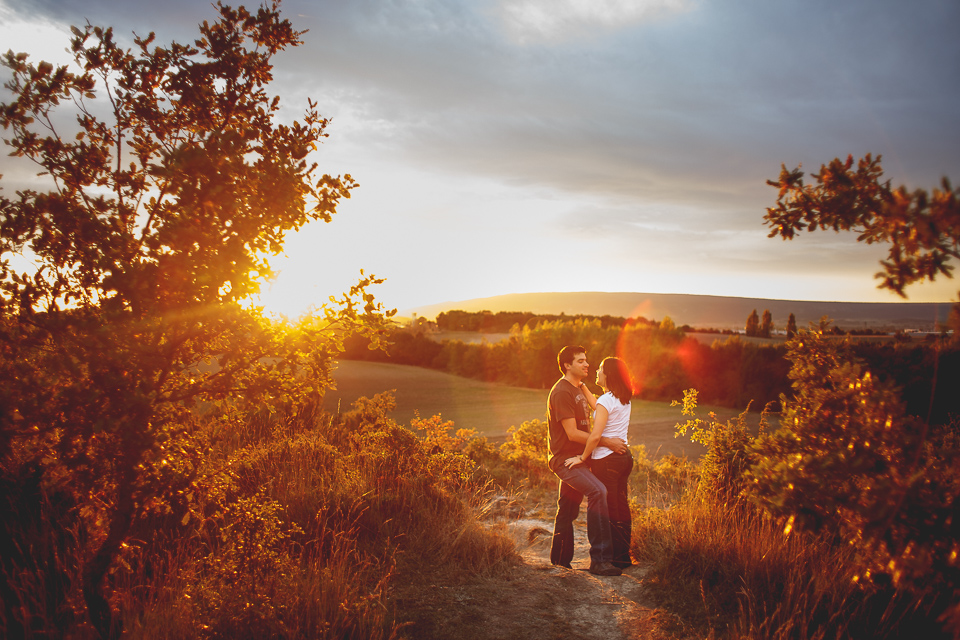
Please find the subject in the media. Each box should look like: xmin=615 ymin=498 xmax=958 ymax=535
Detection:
xmin=550 ymin=463 xmax=613 ymax=567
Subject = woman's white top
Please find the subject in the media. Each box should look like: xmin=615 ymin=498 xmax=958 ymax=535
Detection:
xmin=592 ymin=391 xmax=631 ymax=459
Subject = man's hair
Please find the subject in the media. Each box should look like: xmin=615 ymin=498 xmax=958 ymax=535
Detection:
xmin=557 ymin=345 xmax=585 ymax=375
xmin=600 ymin=356 xmax=634 ymax=405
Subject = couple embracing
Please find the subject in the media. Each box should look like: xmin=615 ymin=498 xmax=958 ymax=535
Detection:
xmin=547 ymin=346 xmax=635 ymax=576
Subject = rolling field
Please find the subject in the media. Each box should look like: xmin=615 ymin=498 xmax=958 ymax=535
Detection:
xmin=323 ymin=359 xmax=546 ymax=437
xmin=428 ymin=330 xmax=512 ymax=344
xmin=323 ymin=360 xmax=772 ymax=458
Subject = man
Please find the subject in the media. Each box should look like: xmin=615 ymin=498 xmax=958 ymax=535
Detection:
xmin=547 ymin=345 xmax=627 ymax=576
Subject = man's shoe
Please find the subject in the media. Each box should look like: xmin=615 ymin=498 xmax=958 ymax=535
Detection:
xmin=588 ymin=561 xmax=622 ymax=576
xmin=552 ymin=562 xmax=572 ymax=569
xmin=612 ymin=560 xmax=634 ymax=569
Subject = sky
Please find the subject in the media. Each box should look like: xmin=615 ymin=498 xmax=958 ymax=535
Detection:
xmin=2 ymin=0 xmax=959 ymax=317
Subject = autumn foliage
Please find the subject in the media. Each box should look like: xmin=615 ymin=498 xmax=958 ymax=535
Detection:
xmin=0 ymin=3 xmax=397 ymax=637
xmin=4 ymin=1 xmax=960 ymax=637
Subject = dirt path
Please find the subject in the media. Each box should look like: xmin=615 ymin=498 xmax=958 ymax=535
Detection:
xmin=395 ymin=509 xmax=697 ymax=640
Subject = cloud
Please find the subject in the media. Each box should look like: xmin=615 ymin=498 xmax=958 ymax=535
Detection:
xmin=494 ymin=0 xmax=694 ymax=44
xmin=0 ymin=4 xmax=76 ymax=66
xmin=2 ymin=0 xmax=203 ymax=35
xmin=281 ymin=0 xmax=960 ymax=236
xmin=3 ymin=0 xmax=959 ymax=307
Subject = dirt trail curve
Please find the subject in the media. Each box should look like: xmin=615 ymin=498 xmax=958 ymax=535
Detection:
xmin=395 ymin=508 xmax=695 ymax=640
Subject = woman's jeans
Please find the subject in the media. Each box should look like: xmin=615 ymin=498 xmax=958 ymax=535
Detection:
xmin=590 ymin=452 xmax=634 ymax=566
xmin=550 ymin=464 xmax=613 ymax=567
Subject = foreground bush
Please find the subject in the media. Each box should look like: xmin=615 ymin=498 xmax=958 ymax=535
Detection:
xmin=632 ymin=348 xmax=959 ymax=639
xmin=0 ymin=4 xmax=397 ymax=636
xmin=1 ymin=393 xmax=517 ymax=639
xmin=748 ymin=330 xmax=960 ymax=631
xmin=633 ymin=490 xmax=947 ymax=640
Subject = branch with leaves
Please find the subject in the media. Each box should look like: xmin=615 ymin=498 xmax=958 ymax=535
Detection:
xmin=765 ymin=154 xmax=960 ymax=298
xmin=0 ymin=3 xmax=393 ymax=637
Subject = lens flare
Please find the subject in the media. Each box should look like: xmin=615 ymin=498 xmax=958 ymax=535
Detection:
xmin=615 ymin=308 xmax=708 ymax=400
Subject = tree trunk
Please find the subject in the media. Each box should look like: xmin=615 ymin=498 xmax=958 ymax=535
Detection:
xmin=82 ymin=467 xmax=135 ymax=640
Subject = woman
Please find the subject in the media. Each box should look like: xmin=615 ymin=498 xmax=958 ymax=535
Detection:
xmin=565 ymin=356 xmax=635 ymax=568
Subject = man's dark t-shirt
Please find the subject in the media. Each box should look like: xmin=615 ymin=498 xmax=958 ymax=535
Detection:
xmin=547 ymin=378 xmax=592 ymax=473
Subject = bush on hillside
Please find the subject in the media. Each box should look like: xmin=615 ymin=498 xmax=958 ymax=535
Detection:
xmin=672 ymin=389 xmax=760 ymax=503
xmin=0 ymin=392 xmax=517 ymax=639
xmin=747 ymin=329 xmax=960 ymax=632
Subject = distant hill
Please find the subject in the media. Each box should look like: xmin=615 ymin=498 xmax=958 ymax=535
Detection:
xmin=404 ymin=292 xmax=953 ymax=332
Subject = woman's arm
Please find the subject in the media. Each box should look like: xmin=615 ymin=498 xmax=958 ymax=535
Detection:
xmin=565 ymin=405 xmax=608 ymax=467
xmin=579 ymin=382 xmax=597 ymax=410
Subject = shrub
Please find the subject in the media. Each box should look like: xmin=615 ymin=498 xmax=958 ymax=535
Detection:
xmin=1 ymin=390 xmax=518 ymax=639
xmin=747 ymin=329 xmax=960 ymax=632
xmin=499 ymin=418 xmax=549 ymax=467
xmin=673 ymin=389 xmax=760 ymax=502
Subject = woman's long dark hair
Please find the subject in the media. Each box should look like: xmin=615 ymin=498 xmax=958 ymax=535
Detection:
xmin=601 ymin=357 xmax=633 ymax=405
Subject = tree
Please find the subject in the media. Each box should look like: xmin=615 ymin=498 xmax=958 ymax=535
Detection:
xmin=759 ymin=309 xmax=773 ymax=338
xmin=756 ymin=157 xmax=960 ymax=628
xmin=748 ymin=329 xmax=959 ymax=603
xmin=949 ymin=304 xmax=960 ymax=345
xmin=785 ymin=312 xmax=797 ymax=339
xmin=0 ymin=3 xmax=392 ymax=637
xmin=745 ymin=309 xmax=759 ymax=337
xmin=748 ymin=330 xmax=917 ymax=534
xmin=764 ymin=154 xmax=960 ymax=298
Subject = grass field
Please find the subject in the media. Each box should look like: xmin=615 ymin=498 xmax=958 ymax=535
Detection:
xmin=427 ymin=330 xmax=513 ymax=344
xmin=685 ymin=332 xmax=781 ymax=346
xmin=322 ymin=360 xmax=546 ymax=437
xmin=323 ymin=360 xmax=773 ymax=458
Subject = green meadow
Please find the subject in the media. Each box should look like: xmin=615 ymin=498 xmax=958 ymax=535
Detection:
xmin=323 ymin=359 xmax=770 ymax=458
xmin=322 ymin=359 xmax=546 ymax=436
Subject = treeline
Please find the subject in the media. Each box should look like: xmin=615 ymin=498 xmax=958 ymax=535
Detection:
xmin=345 ymin=319 xmax=787 ymax=408
xmin=344 ymin=318 xmax=960 ymax=422
xmin=434 ymin=309 xmax=642 ymax=333
xmin=744 ymin=308 xmax=785 ymax=337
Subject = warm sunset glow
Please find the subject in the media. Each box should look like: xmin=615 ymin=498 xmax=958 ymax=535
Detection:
xmin=5 ymin=4 xmax=956 ymax=639
xmin=615 ymin=323 xmax=652 ymax=395
xmin=248 ymin=251 xmax=373 ymax=319
xmin=3 ymin=0 xmax=958 ymax=315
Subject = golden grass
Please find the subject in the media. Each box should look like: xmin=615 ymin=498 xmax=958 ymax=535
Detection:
xmin=1 ymin=395 xmax=519 ymax=639
xmin=5 ymin=388 xmax=950 ymax=639
xmin=627 ymin=457 xmax=947 ymax=640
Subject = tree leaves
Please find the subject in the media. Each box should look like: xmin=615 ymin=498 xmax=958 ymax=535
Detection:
xmin=764 ymin=154 xmax=960 ymax=298
xmin=0 ymin=3 xmax=393 ymax=637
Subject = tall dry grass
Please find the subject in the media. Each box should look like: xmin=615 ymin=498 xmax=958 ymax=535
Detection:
xmin=1 ymin=392 xmax=518 ymax=639
xmin=6 ymin=385 xmax=951 ymax=639
xmin=627 ymin=453 xmax=950 ymax=640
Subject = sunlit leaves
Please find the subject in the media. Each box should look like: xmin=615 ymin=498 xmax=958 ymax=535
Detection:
xmin=2 ymin=1 xmax=353 ymax=317
xmin=500 ymin=418 xmax=549 ymax=466
xmin=758 ymin=157 xmax=960 ymax=608
xmin=0 ymin=3 xmax=392 ymax=636
xmin=673 ymin=388 xmax=759 ymax=502
xmin=750 ymin=329 xmax=914 ymax=530
xmin=746 ymin=327 xmax=960 ymax=599
xmin=764 ymin=154 xmax=960 ymax=298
